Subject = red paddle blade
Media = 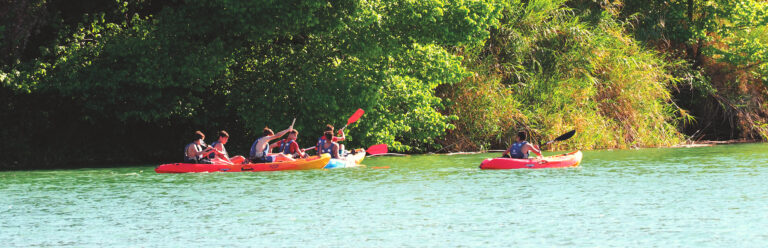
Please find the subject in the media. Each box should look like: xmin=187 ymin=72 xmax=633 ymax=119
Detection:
xmin=347 ymin=108 xmax=365 ymax=125
xmin=366 ymin=144 xmax=388 ymax=155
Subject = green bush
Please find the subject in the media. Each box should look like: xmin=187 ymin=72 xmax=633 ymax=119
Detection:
xmin=440 ymin=0 xmax=684 ymax=151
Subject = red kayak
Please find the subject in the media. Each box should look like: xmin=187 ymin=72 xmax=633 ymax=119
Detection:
xmin=155 ymin=154 xmax=331 ymax=173
xmin=479 ymin=151 xmax=582 ymax=169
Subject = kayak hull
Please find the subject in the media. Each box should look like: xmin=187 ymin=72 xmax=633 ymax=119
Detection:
xmin=155 ymin=154 xmax=331 ymax=173
xmin=324 ymin=149 xmax=366 ymax=169
xmin=479 ymin=151 xmax=582 ymax=169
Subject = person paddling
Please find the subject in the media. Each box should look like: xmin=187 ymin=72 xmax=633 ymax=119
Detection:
xmin=184 ymin=131 xmax=214 ymax=164
xmin=271 ymin=129 xmax=307 ymax=159
xmin=317 ymin=124 xmax=345 ymax=155
xmin=318 ymin=131 xmax=341 ymax=159
xmin=249 ymin=126 xmax=295 ymax=163
xmin=502 ymin=131 xmax=543 ymax=159
xmin=208 ymin=130 xmax=246 ymax=164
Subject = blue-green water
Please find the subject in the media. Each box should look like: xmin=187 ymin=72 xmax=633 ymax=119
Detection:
xmin=2 ymin=144 xmax=767 ymax=247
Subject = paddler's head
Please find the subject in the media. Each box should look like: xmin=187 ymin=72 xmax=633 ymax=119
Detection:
xmin=263 ymin=127 xmax=274 ymax=137
xmin=218 ymin=130 xmax=229 ymax=144
xmin=324 ymin=131 xmax=333 ymax=141
xmin=325 ymin=124 xmax=334 ymax=132
xmin=193 ymin=131 xmax=205 ymax=144
xmin=516 ymin=131 xmax=526 ymax=142
xmin=287 ymin=129 xmax=298 ymax=140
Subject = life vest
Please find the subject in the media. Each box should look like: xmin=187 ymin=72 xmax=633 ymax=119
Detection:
xmin=249 ymin=136 xmax=269 ymax=159
xmin=508 ymin=141 xmax=529 ymax=159
xmin=184 ymin=142 xmax=203 ymax=162
xmin=208 ymin=141 xmax=228 ymax=159
xmin=317 ymin=137 xmax=327 ymax=149
xmin=318 ymin=136 xmax=341 ymax=157
xmin=279 ymin=139 xmax=296 ymax=154
xmin=320 ymin=142 xmax=339 ymax=159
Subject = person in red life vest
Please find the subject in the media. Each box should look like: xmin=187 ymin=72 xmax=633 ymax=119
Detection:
xmin=269 ymin=129 xmax=307 ymax=158
xmin=317 ymin=124 xmax=345 ymax=154
xmin=208 ymin=130 xmax=247 ymax=164
xmin=318 ymin=131 xmax=341 ymax=159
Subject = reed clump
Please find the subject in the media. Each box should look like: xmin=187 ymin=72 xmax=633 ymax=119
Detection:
xmin=439 ymin=1 xmax=685 ymax=151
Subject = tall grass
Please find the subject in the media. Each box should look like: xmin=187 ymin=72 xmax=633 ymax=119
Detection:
xmin=439 ymin=0 xmax=684 ymax=151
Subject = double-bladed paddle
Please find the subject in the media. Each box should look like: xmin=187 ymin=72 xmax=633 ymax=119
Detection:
xmin=501 ymin=130 xmax=576 ymax=159
xmin=541 ymin=130 xmax=576 ymax=146
xmin=300 ymin=109 xmax=381 ymax=155
xmin=339 ymin=108 xmax=364 ymax=131
xmin=302 ymin=144 xmax=388 ymax=155
xmin=366 ymin=144 xmax=388 ymax=155
xmin=298 ymin=109 xmax=361 ymax=152
xmin=303 ymin=146 xmax=316 ymax=152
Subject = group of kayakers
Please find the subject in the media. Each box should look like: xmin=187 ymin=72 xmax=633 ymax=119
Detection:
xmin=184 ymin=126 xmax=546 ymax=165
xmin=183 ymin=124 xmax=347 ymax=165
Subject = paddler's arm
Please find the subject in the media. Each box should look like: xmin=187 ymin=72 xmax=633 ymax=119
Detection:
xmin=210 ymin=148 xmax=223 ymax=157
xmin=186 ymin=145 xmax=197 ymax=158
xmin=269 ymin=142 xmax=280 ymax=149
xmin=335 ymin=129 xmax=345 ymax=141
xmin=266 ymin=128 xmax=292 ymax=142
xmin=332 ymin=143 xmax=339 ymax=158
xmin=501 ymin=145 xmax=511 ymax=157
xmin=292 ymin=142 xmax=305 ymax=158
xmin=526 ymin=143 xmax=543 ymax=158
xmin=203 ymin=148 xmax=215 ymax=157
xmin=191 ymin=145 xmax=213 ymax=157
xmin=213 ymin=143 xmax=232 ymax=162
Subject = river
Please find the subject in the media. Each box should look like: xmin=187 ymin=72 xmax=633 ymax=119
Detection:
xmin=2 ymin=143 xmax=767 ymax=247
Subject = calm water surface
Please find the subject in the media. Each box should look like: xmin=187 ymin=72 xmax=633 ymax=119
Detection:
xmin=2 ymin=144 xmax=767 ymax=247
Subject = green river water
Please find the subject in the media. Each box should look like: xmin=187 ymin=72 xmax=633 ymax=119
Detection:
xmin=1 ymin=143 xmax=767 ymax=247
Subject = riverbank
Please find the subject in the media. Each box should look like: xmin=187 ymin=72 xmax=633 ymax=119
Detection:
xmin=672 ymin=139 xmax=759 ymax=148
xmin=448 ymin=139 xmax=763 ymax=154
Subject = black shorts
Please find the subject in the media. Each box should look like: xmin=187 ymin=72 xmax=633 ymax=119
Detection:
xmin=248 ymin=156 xmax=274 ymax=163
xmin=184 ymin=158 xmax=213 ymax=164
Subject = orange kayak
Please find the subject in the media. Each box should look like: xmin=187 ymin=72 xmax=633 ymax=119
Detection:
xmin=479 ymin=151 xmax=582 ymax=169
xmin=155 ymin=154 xmax=331 ymax=173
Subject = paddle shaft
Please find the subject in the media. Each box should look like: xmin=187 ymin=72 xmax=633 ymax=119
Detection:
xmin=502 ymin=130 xmax=575 ymax=159
xmin=339 ymin=109 xmax=364 ymax=131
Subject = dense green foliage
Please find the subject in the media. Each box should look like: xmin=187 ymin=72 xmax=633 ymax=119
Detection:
xmin=1 ymin=0 xmax=767 ymax=169
xmin=1 ymin=0 xmax=499 ymax=169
